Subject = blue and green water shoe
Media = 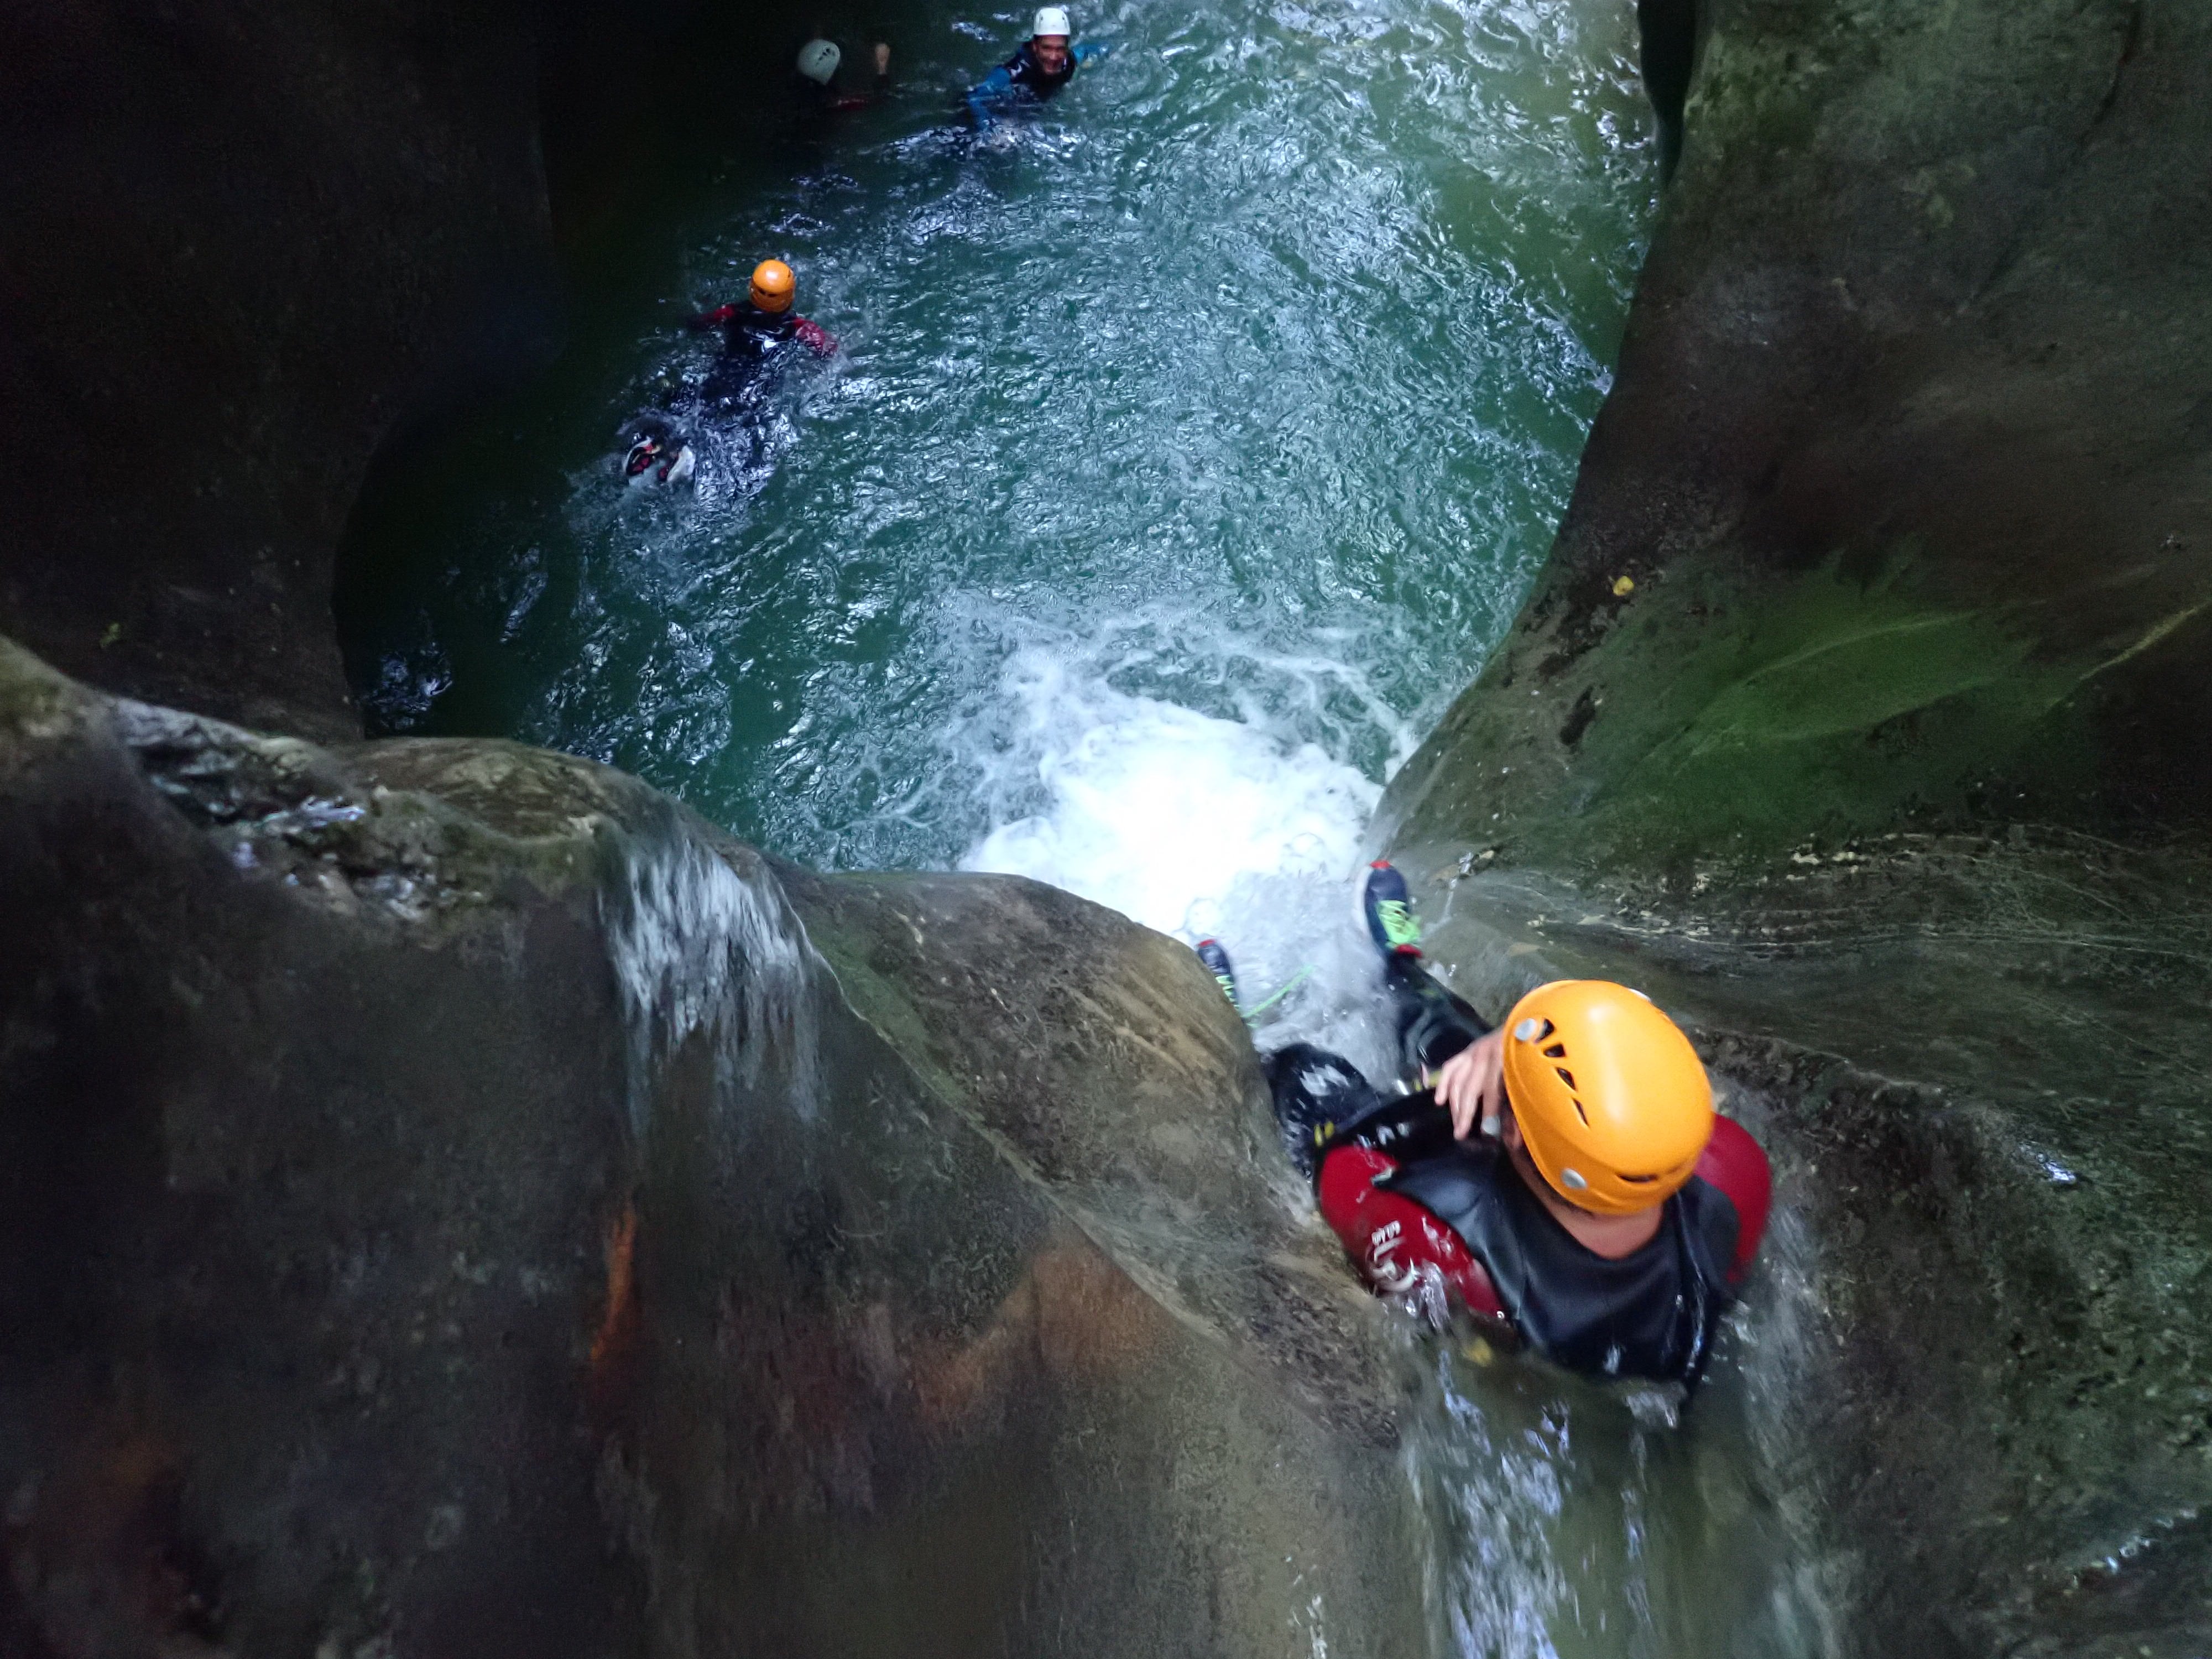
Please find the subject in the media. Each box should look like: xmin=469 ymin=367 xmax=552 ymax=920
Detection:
xmin=1194 ymin=938 xmax=1241 ymax=1011
xmin=1361 ymin=860 xmax=1423 ymax=957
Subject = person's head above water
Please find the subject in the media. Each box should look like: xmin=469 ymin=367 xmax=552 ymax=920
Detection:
xmin=1030 ymin=6 xmax=1073 ymax=74
xmin=795 ymin=38 xmax=841 ymax=85
xmin=749 ymin=259 xmax=796 ymax=314
xmin=1496 ymin=980 xmax=1714 ymax=1215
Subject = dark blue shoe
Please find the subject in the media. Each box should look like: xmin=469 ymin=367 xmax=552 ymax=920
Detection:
xmin=1361 ymin=861 xmax=1423 ymax=957
xmin=1194 ymin=938 xmax=1241 ymax=1011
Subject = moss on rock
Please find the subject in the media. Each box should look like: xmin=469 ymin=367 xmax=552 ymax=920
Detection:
xmin=1383 ymin=0 xmax=2212 ymax=1648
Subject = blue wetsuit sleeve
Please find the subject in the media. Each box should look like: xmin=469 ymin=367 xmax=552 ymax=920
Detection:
xmin=966 ymin=64 xmax=1014 ymax=126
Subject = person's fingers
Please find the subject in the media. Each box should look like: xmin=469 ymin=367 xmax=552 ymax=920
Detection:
xmin=1478 ymin=1034 xmax=1507 ymax=1116
xmin=1432 ymin=1048 xmax=1478 ymax=1137
xmin=1435 ymin=1032 xmax=1505 ymax=1137
xmin=1431 ymin=1049 xmax=1460 ymax=1106
xmin=1477 ymin=1052 xmax=1505 ymax=1119
xmin=1437 ymin=1045 xmax=1477 ymax=1100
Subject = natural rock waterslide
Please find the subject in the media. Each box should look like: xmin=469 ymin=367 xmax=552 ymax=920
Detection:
xmin=6 ymin=1 xmax=2212 ymax=1657
xmin=1 ymin=637 xmax=1424 ymax=1654
xmin=1383 ymin=0 xmax=2212 ymax=1650
xmin=3 ymin=0 xmax=1606 ymax=1651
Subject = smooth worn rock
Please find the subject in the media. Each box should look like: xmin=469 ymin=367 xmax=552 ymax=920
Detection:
xmin=0 ymin=637 xmax=1424 ymax=1658
xmin=1389 ymin=0 xmax=2212 ymax=872
xmin=774 ymin=863 xmax=1411 ymax=1447
xmin=1381 ymin=1 xmax=2212 ymax=1650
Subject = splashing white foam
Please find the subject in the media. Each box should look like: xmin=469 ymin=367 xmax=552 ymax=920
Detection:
xmin=955 ymin=636 xmax=1412 ymax=1074
xmin=961 ymin=648 xmax=1378 ymax=936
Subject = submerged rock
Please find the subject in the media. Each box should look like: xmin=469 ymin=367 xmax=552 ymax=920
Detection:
xmin=1384 ymin=0 xmax=2212 ymax=1649
xmin=0 ymin=637 xmax=1423 ymax=1657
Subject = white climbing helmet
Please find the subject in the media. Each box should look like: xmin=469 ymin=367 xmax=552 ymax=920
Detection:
xmin=1031 ymin=7 xmax=1072 ymax=39
xmin=796 ymin=38 xmax=842 ymax=85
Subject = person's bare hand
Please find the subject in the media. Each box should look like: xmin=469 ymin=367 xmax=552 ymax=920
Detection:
xmin=1432 ymin=1030 xmax=1505 ymax=1140
xmin=873 ymin=41 xmax=891 ymax=75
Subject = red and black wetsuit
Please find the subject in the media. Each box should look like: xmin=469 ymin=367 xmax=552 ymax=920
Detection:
xmin=686 ymin=300 xmax=837 ymax=415
xmin=1267 ymin=962 xmax=1771 ymax=1385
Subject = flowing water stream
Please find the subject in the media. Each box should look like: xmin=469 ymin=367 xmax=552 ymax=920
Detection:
xmin=345 ymin=0 xmax=1642 ymax=967
xmin=340 ymin=2 xmax=1835 ymax=1651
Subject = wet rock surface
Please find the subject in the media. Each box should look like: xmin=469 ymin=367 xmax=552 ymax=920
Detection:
xmin=0 ymin=638 xmax=1422 ymax=1657
xmin=1391 ymin=0 xmax=2212 ymax=869
xmin=774 ymin=864 xmax=1409 ymax=1447
xmin=1385 ymin=857 xmax=2212 ymax=1656
xmin=0 ymin=0 xmax=555 ymax=742
xmin=1384 ymin=0 xmax=2212 ymax=1647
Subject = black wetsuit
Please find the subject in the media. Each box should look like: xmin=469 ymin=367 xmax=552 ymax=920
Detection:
xmin=1383 ymin=1130 xmax=1744 ymax=1383
xmin=693 ymin=301 xmax=820 ymax=415
xmin=1266 ymin=959 xmax=1766 ymax=1385
xmin=1264 ymin=955 xmax=1491 ymax=1180
xmin=966 ymin=41 xmax=1104 ymax=124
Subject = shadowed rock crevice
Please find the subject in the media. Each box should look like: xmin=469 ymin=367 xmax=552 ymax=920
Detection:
xmin=0 ymin=0 xmax=558 ymax=743
xmin=1636 ymin=0 xmax=1699 ymax=177
xmin=0 ymin=0 xmax=806 ymax=747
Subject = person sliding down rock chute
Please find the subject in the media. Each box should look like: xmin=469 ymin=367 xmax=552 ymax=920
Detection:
xmin=966 ymin=7 xmax=1107 ymax=130
xmin=686 ymin=259 xmax=839 ymax=419
xmin=1203 ymin=863 xmax=1771 ymax=1387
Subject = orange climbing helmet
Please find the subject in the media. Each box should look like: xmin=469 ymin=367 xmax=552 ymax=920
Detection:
xmin=749 ymin=259 xmax=796 ymax=314
xmin=1500 ymin=980 xmax=1714 ymax=1215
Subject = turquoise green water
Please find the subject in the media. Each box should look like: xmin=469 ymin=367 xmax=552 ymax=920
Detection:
xmin=341 ymin=0 xmax=1651 ymax=898
xmin=330 ymin=6 xmax=1848 ymax=1655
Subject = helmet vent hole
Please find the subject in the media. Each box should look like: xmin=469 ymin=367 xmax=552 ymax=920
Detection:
xmin=1542 ymin=1043 xmax=1567 ymax=1059
xmin=1572 ymin=1099 xmax=1588 ymax=1125
xmin=1620 ymin=1173 xmax=1658 ymax=1185
xmin=1553 ymin=1067 xmax=1576 ymax=1091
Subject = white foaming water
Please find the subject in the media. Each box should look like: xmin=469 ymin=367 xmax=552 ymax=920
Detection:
xmin=956 ymin=632 xmax=1415 ymax=1078
xmin=962 ymin=648 xmax=1375 ymax=936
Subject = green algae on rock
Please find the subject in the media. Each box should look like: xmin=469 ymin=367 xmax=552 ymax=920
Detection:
xmin=1389 ymin=0 xmax=2212 ymax=872
xmin=1382 ymin=0 xmax=2212 ymax=1650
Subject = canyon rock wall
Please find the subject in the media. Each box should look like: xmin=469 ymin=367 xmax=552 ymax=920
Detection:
xmin=0 ymin=0 xmax=557 ymax=742
xmin=1386 ymin=0 xmax=2212 ymax=1651
xmin=0 ymin=8 xmax=1431 ymax=1651
xmin=0 ymin=0 xmax=782 ymax=744
xmin=0 ymin=637 xmax=1424 ymax=1657
xmin=1395 ymin=0 xmax=2212 ymax=867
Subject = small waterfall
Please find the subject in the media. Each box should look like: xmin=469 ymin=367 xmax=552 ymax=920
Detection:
xmin=597 ymin=808 xmax=820 ymax=1133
